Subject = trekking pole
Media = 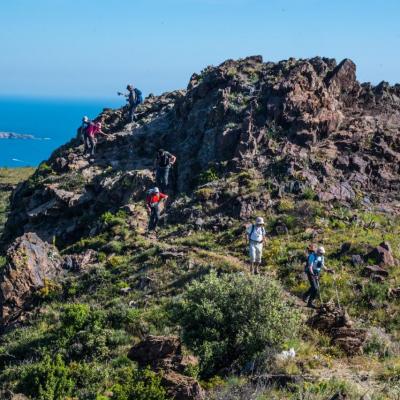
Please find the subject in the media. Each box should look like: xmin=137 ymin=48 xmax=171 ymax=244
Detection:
xmin=333 ymin=272 xmax=342 ymax=310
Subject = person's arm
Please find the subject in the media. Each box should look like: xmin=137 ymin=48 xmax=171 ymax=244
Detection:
xmin=170 ymin=154 xmax=177 ymax=165
xmin=263 ymin=229 xmax=267 ymax=245
xmin=159 ymin=193 xmax=169 ymax=201
xmin=308 ymin=255 xmax=315 ymax=275
xmin=146 ymin=196 xmax=151 ymax=211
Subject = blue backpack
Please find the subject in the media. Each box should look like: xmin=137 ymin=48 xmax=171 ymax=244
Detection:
xmin=134 ymin=88 xmax=143 ymax=105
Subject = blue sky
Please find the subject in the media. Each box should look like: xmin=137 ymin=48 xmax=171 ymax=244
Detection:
xmin=0 ymin=0 xmax=399 ymax=99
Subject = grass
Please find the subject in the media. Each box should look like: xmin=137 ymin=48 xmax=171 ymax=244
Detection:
xmin=0 ymin=167 xmax=35 ymax=237
xmin=1 ymin=165 xmax=400 ymax=398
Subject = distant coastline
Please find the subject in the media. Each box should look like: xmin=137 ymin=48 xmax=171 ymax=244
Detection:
xmin=0 ymin=131 xmax=51 ymax=140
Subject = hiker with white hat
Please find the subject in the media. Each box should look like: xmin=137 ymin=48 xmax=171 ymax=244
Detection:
xmin=245 ymin=216 xmax=267 ymax=274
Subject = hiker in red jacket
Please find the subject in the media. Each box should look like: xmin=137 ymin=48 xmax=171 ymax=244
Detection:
xmin=146 ymin=187 xmax=168 ymax=232
xmin=84 ymin=121 xmax=107 ymax=158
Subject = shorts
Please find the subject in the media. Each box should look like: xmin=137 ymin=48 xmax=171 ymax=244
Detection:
xmin=249 ymin=241 xmax=263 ymax=263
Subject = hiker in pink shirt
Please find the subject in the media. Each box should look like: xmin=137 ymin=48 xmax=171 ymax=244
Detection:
xmin=84 ymin=122 xmax=107 ymax=158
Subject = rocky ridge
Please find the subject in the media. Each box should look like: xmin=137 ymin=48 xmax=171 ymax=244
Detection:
xmin=2 ymin=55 xmax=400 ymax=248
xmin=0 ymin=56 xmax=399 ymax=398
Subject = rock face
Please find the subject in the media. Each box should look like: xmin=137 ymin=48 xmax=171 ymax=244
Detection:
xmin=3 ymin=56 xmax=400 ymax=247
xmin=128 ymin=335 xmax=204 ymax=400
xmin=308 ymin=302 xmax=367 ymax=356
xmin=366 ymin=242 xmax=396 ymax=267
xmin=0 ymin=232 xmax=62 ymax=328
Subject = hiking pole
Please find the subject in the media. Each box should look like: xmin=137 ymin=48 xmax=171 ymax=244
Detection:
xmin=333 ymin=272 xmax=342 ymax=310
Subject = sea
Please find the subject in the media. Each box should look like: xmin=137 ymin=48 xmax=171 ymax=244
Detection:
xmin=0 ymin=96 xmax=123 ymax=167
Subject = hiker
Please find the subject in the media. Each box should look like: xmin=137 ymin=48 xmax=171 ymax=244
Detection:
xmin=84 ymin=121 xmax=107 ymax=158
xmin=154 ymin=149 xmax=177 ymax=192
xmin=78 ymin=116 xmax=91 ymax=143
xmin=245 ymin=217 xmax=267 ymax=274
xmin=118 ymin=84 xmax=143 ymax=122
xmin=146 ymin=187 xmax=168 ymax=232
xmin=303 ymin=245 xmax=325 ymax=308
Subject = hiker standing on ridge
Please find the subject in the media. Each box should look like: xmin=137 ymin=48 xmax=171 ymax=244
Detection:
xmin=146 ymin=187 xmax=168 ymax=232
xmin=118 ymin=84 xmax=143 ymax=122
xmin=78 ymin=116 xmax=91 ymax=144
xmin=154 ymin=149 xmax=177 ymax=193
xmin=245 ymin=217 xmax=267 ymax=274
xmin=84 ymin=122 xmax=107 ymax=159
xmin=303 ymin=245 xmax=325 ymax=308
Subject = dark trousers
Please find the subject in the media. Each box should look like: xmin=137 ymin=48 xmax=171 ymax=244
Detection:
xmin=304 ymin=273 xmax=319 ymax=305
xmin=84 ymin=135 xmax=96 ymax=157
xmin=128 ymin=104 xmax=137 ymax=122
xmin=156 ymin=166 xmax=171 ymax=192
xmin=148 ymin=204 xmax=160 ymax=231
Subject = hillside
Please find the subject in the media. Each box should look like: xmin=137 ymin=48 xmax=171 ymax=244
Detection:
xmin=0 ymin=56 xmax=399 ymax=400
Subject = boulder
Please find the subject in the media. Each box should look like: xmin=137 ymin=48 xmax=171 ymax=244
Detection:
xmin=362 ymin=265 xmax=389 ymax=278
xmin=0 ymin=233 xmax=63 ymax=328
xmin=128 ymin=335 xmax=182 ymax=370
xmin=308 ymin=302 xmax=366 ymax=356
xmin=62 ymin=249 xmax=97 ymax=272
xmin=162 ymin=371 xmax=204 ymax=400
xmin=366 ymin=242 xmax=395 ymax=267
xmin=128 ymin=336 xmax=203 ymax=400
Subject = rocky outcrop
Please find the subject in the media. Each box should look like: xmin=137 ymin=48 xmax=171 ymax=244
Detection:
xmin=366 ymin=242 xmax=396 ymax=267
xmin=3 ymin=56 xmax=400 ymax=247
xmin=128 ymin=335 xmax=204 ymax=400
xmin=308 ymin=302 xmax=367 ymax=356
xmin=0 ymin=233 xmax=63 ymax=328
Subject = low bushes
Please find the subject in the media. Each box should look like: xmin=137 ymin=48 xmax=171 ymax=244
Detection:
xmin=171 ymin=272 xmax=300 ymax=377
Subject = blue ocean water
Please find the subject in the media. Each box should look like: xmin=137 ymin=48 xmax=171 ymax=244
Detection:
xmin=0 ymin=96 xmax=123 ymax=167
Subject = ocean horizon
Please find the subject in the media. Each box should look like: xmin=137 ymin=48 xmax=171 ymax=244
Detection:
xmin=0 ymin=96 xmax=123 ymax=167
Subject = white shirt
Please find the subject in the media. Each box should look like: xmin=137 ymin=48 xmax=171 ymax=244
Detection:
xmin=246 ymin=224 xmax=266 ymax=243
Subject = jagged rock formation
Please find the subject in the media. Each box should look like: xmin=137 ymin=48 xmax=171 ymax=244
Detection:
xmin=128 ymin=335 xmax=204 ymax=400
xmin=308 ymin=302 xmax=367 ymax=356
xmin=0 ymin=232 xmax=63 ymax=328
xmin=2 ymin=56 xmax=400 ymax=247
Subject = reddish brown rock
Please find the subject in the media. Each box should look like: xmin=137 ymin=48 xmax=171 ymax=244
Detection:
xmin=366 ymin=242 xmax=395 ymax=267
xmin=128 ymin=336 xmax=204 ymax=400
xmin=308 ymin=302 xmax=366 ymax=356
xmin=362 ymin=265 xmax=389 ymax=278
xmin=0 ymin=233 xmax=63 ymax=328
xmin=162 ymin=371 xmax=204 ymax=400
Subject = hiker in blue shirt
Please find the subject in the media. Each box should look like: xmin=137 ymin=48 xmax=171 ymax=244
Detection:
xmin=303 ymin=244 xmax=325 ymax=308
xmin=118 ymin=84 xmax=143 ymax=122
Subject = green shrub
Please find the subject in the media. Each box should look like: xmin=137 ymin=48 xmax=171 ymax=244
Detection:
xmin=198 ymin=167 xmax=219 ymax=185
xmin=61 ymin=303 xmax=90 ymax=337
xmin=171 ymin=272 xmax=300 ymax=377
xmin=0 ymin=255 xmax=6 ymax=270
xmin=101 ymin=210 xmax=128 ymax=227
xmin=19 ymin=354 xmax=74 ymax=400
xmin=362 ymin=282 xmax=389 ymax=305
xmin=110 ymin=367 xmax=168 ymax=400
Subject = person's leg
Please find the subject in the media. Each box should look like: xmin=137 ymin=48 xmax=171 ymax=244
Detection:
xmin=148 ymin=208 xmax=156 ymax=231
xmin=154 ymin=205 xmax=160 ymax=230
xmin=307 ymin=275 xmax=318 ymax=307
xmin=163 ymin=166 xmax=171 ymax=190
xmin=255 ymin=243 xmax=263 ymax=274
xmin=90 ymin=137 xmax=96 ymax=157
xmin=84 ymin=134 xmax=89 ymax=154
xmin=303 ymin=273 xmax=313 ymax=302
xmin=156 ymin=168 xmax=162 ymax=188
xmin=249 ymin=242 xmax=256 ymax=274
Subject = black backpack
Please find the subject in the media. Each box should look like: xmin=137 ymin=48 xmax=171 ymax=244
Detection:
xmin=158 ymin=151 xmax=171 ymax=167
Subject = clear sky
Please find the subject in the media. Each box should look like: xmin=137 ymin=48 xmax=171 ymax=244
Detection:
xmin=1 ymin=0 xmax=399 ymax=99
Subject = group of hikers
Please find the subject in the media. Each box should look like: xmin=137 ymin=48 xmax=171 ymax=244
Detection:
xmin=246 ymin=216 xmax=325 ymax=308
xmin=77 ymin=83 xmax=325 ymax=308
xmin=78 ymin=84 xmax=143 ymax=159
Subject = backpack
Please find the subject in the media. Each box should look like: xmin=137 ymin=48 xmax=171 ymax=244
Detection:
xmin=134 ymin=88 xmax=143 ymax=105
xmin=158 ymin=151 xmax=171 ymax=167
xmin=248 ymin=225 xmax=265 ymax=242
